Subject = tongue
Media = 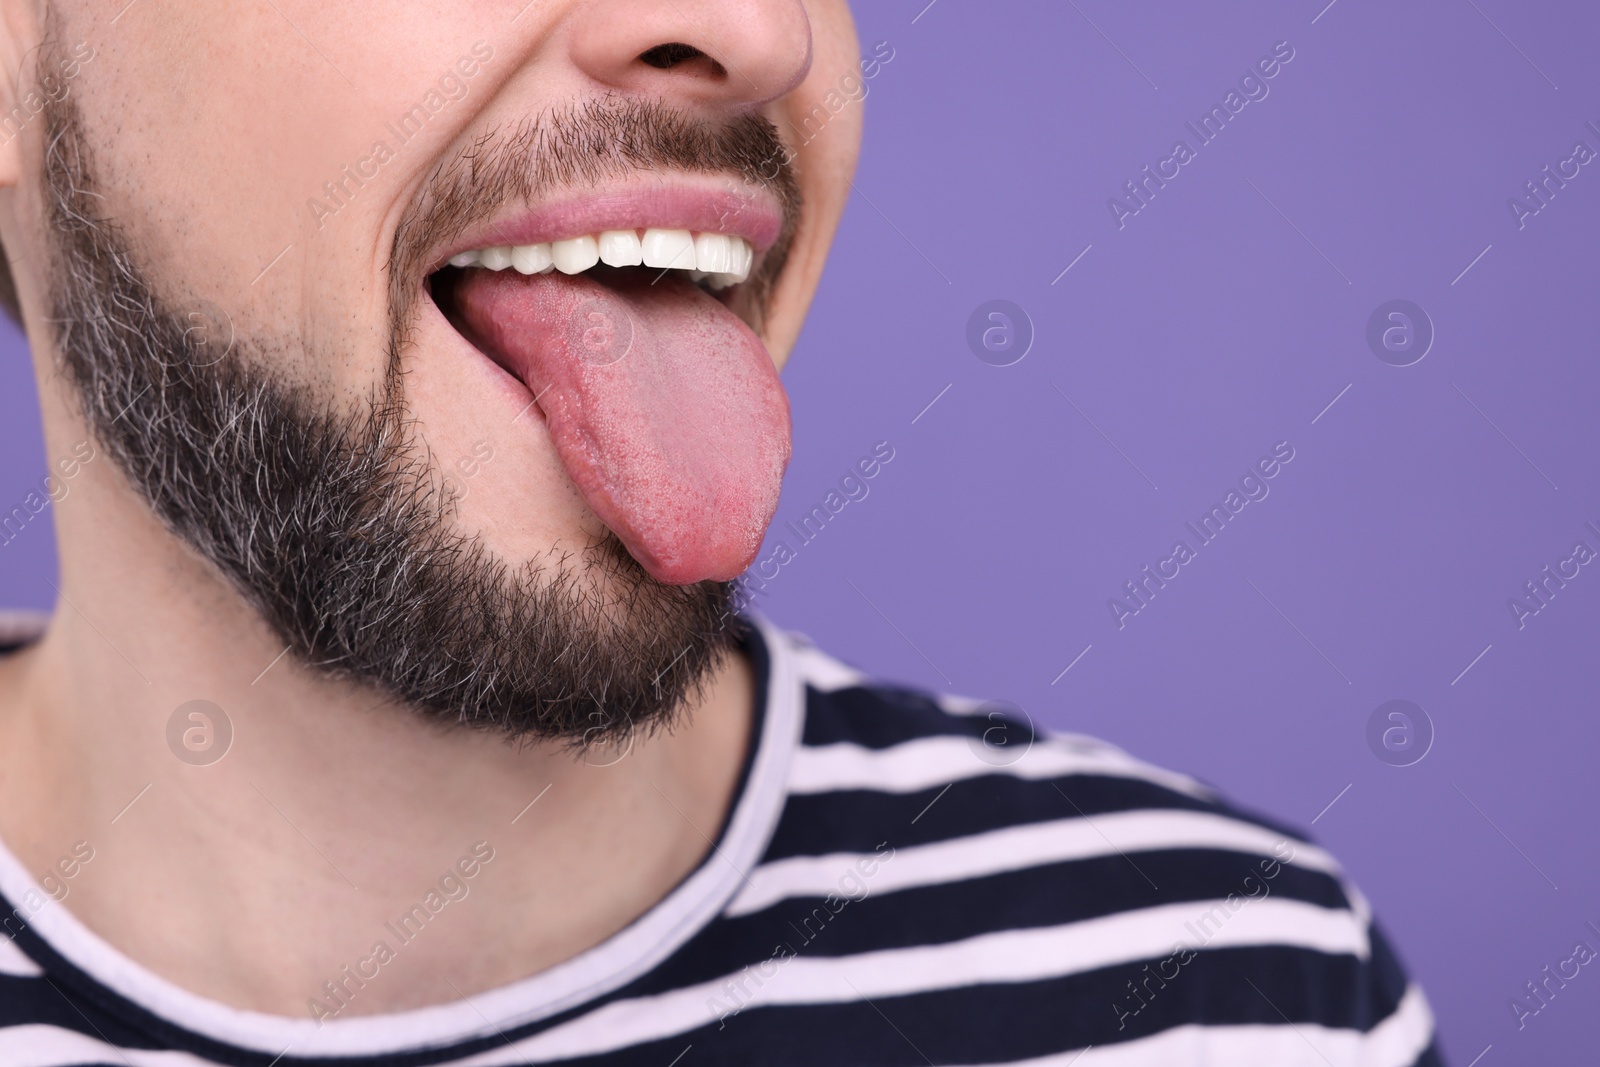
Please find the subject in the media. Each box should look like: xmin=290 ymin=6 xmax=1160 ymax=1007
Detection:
xmin=452 ymin=268 xmax=790 ymax=585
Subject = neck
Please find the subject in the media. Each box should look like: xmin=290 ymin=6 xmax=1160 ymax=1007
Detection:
xmin=0 ymin=454 xmax=755 ymax=1018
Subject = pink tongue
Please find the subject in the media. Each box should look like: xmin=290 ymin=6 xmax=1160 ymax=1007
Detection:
xmin=453 ymin=268 xmax=790 ymax=585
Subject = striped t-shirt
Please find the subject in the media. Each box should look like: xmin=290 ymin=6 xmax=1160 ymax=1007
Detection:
xmin=0 ymin=614 xmax=1441 ymax=1065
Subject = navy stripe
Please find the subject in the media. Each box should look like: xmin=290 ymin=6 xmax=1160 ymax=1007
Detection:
xmin=525 ymin=947 xmax=1403 ymax=1067
xmin=799 ymin=685 xmax=989 ymax=749
xmin=0 ymin=951 xmax=171 ymax=1053
xmin=633 ymin=849 xmax=1355 ymax=993
xmin=766 ymin=771 xmax=1296 ymax=860
xmin=1413 ymin=1040 xmax=1447 ymax=1067
xmin=1366 ymin=921 xmax=1422 ymax=1034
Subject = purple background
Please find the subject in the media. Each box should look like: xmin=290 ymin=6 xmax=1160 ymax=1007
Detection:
xmin=3 ymin=0 xmax=1597 ymax=1060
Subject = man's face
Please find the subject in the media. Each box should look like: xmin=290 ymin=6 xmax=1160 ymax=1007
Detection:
xmin=0 ymin=0 xmax=861 ymax=739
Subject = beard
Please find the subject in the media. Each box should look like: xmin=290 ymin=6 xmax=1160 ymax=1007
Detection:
xmin=40 ymin=56 xmax=798 ymax=744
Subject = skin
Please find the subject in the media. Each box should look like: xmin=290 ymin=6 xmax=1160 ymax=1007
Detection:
xmin=0 ymin=0 xmax=861 ymax=1015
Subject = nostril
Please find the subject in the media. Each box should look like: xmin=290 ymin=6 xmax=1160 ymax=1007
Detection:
xmin=637 ymin=42 xmax=727 ymax=78
xmin=638 ymin=42 xmax=696 ymax=68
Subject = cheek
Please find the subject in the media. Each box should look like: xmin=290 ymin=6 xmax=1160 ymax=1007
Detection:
xmin=69 ymin=4 xmax=340 ymax=299
xmin=761 ymin=0 xmax=862 ymax=367
xmin=61 ymin=3 xmax=507 ymax=377
xmin=778 ymin=5 xmax=863 ymax=174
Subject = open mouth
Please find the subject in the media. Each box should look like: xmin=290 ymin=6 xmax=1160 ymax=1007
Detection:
xmin=426 ymin=221 xmax=792 ymax=589
xmin=439 ymin=228 xmax=756 ymax=290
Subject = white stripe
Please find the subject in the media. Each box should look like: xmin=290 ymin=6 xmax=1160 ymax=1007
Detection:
xmin=1360 ymin=982 xmax=1437 ymax=1067
xmin=942 ymin=983 xmax=1432 ymax=1066
xmin=786 ymin=638 xmax=866 ymax=693
xmin=789 ymin=734 xmax=1211 ymax=799
xmin=1343 ymin=876 xmax=1374 ymax=930
xmin=0 ymin=934 xmax=43 ymax=976
xmin=0 ymin=1024 xmax=224 ymax=1067
xmin=783 ymin=633 xmax=1008 ymax=719
xmin=446 ymin=897 xmax=1369 ymax=1064
xmin=728 ymin=808 xmax=1338 ymax=917
xmin=927 ymin=691 xmax=990 ymax=715
xmin=783 ymin=636 xmax=1009 ymax=718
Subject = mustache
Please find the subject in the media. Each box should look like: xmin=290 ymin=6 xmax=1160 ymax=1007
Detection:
xmin=386 ymin=97 xmax=802 ymax=346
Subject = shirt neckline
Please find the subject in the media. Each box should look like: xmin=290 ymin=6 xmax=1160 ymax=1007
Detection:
xmin=0 ymin=613 xmax=802 ymax=1058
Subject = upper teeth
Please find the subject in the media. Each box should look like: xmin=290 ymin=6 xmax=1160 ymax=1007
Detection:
xmin=449 ymin=229 xmax=754 ymax=290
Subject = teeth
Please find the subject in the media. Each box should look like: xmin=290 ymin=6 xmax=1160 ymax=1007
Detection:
xmin=511 ymin=243 xmax=553 ymax=274
xmin=552 ymin=235 xmax=600 ymax=274
xmin=694 ymin=233 xmax=733 ymax=274
xmin=452 ymin=231 xmax=753 ymax=287
xmin=728 ymin=237 xmax=753 ymax=282
xmin=641 ymin=229 xmax=696 ymax=270
xmin=599 ymin=230 xmax=643 ymax=267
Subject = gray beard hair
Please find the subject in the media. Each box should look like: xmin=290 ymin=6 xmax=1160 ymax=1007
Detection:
xmin=39 ymin=88 xmax=747 ymax=745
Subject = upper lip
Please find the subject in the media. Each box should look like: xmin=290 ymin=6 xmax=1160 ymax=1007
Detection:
xmin=427 ymin=173 xmax=785 ymax=276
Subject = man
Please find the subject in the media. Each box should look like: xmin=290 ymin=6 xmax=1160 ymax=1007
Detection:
xmin=0 ymin=0 xmax=1441 ymax=1063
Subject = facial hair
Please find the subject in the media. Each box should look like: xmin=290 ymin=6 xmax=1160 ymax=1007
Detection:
xmin=40 ymin=62 xmax=799 ymax=744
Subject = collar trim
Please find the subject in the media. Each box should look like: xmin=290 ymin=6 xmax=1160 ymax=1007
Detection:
xmin=0 ymin=614 xmax=801 ymax=1057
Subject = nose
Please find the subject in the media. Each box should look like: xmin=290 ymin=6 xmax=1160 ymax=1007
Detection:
xmin=565 ymin=0 xmax=813 ymax=110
